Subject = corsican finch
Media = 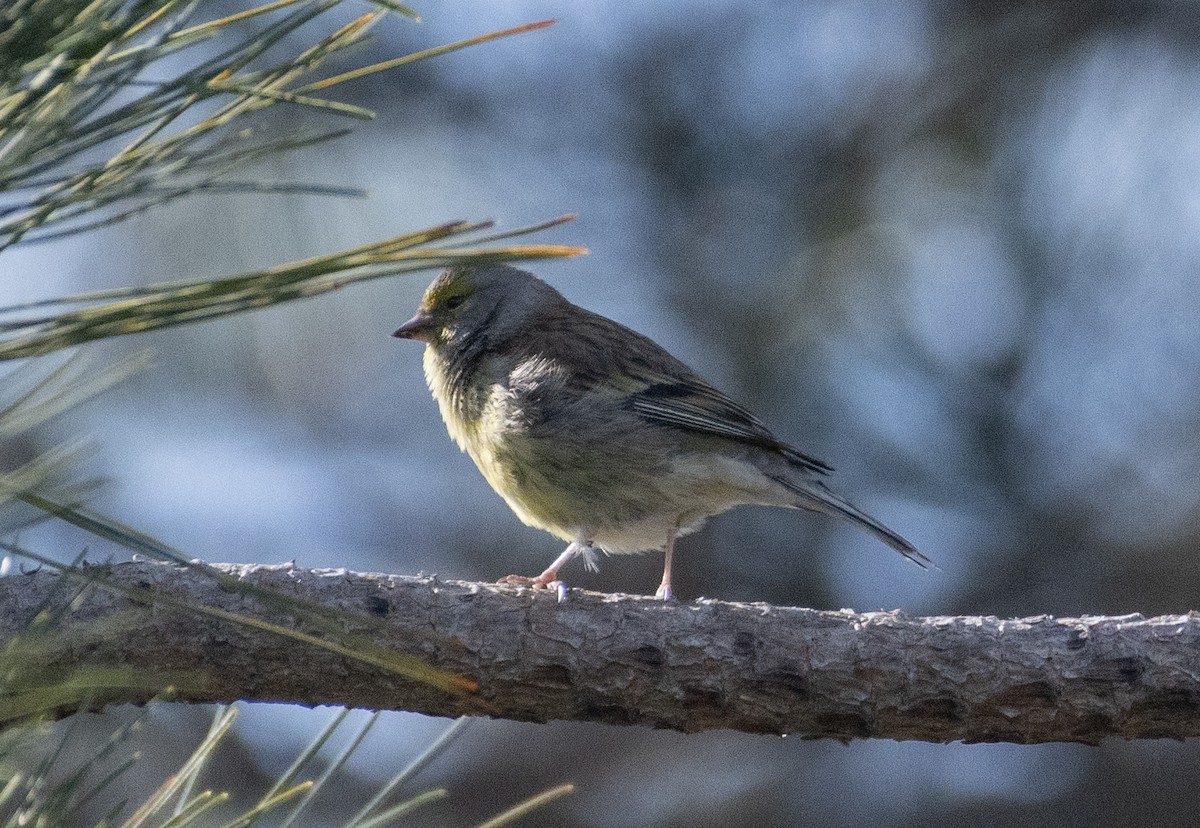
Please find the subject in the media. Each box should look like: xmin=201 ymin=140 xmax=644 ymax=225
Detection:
xmin=394 ymin=264 xmax=927 ymax=599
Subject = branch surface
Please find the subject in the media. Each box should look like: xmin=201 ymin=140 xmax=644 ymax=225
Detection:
xmin=5 ymin=561 xmax=1198 ymax=744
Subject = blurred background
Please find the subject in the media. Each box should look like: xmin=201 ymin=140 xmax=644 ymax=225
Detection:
xmin=7 ymin=0 xmax=1200 ymax=825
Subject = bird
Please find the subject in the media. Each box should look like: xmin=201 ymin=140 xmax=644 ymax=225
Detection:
xmin=393 ymin=264 xmax=927 ymax=599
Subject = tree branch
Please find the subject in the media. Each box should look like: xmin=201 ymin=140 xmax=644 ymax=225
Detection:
xmin=5 ymin=560 xmax=1198 ymax=744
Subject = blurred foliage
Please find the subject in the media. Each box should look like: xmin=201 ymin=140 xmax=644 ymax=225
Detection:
xmin=0 ymin=705 xmax=570 ymax=826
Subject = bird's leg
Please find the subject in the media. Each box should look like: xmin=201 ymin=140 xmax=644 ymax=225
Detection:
xmin=499 ymin=540 xmax=585 ymax=589
xmin=655 ymin=526 xmax=678 ymax=601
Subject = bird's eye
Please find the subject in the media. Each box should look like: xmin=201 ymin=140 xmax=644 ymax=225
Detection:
xmin=444 ymin=295 xmax=466 ymax=310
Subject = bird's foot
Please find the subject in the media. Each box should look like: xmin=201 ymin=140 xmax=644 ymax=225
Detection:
xmin=498 ymin=572 xmax=558 ymax=589
xmin=655 ymin=582 xmax=674 ymax=601
xmin=498 ymin=573 xmax=570 ymax=602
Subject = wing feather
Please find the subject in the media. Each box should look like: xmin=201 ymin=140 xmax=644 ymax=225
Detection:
xmin=514 ymin=302 xmax=833 ymax=475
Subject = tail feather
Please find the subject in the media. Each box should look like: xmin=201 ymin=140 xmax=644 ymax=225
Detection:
xmin=769 ymin=474 xmax=932 ymax=569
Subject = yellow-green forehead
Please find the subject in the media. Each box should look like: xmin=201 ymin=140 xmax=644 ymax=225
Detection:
xmin=420 ymin=269 xmax=474 ymax=308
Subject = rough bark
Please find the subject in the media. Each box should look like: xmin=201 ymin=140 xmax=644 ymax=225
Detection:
xmin=3 ymin=560 xmax=1197 ymax=744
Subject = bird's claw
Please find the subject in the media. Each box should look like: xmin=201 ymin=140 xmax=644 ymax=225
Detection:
xmin=498 ymin=574 xmax=570 ymax=602
xmin=497 ymin=574 xmax=538 ymax=587
xmin=498 ymin=572 xmax=562 ymax=589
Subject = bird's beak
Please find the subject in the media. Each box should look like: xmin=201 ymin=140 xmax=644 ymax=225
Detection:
xmin=392 ymin=308 xmax=437 ymax=342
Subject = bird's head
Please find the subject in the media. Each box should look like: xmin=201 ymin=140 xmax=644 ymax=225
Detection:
xmin=392 ymin=264 xmax=561 ymax=350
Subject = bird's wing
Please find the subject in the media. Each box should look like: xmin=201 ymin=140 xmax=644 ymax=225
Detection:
xmin=526 ymin=305 xmax=833 ymax=475
xmin=626 ymin=376 xmax=833 ymax=475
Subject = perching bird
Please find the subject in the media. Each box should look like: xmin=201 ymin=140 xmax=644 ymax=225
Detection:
xmin=393 ymin=264 xmax=927 ymax=599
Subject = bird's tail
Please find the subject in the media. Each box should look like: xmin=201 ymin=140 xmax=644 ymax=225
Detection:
xmin=769 ymin=474 xmax=932 ymax=569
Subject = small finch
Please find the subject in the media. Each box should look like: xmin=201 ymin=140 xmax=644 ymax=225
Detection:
xmin=394 ymin=264 xmax=926 ymax=599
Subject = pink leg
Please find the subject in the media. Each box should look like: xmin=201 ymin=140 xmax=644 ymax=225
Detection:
xmin=499 ymin=540 xmax=585 ymax=589
xmin=655 ymin=526 xmax=677 ymax=600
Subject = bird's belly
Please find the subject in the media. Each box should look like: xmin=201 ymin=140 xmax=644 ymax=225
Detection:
xmin=465 ymin=429 xmax=784 ymax=553
xmin=466 ymin=431 xmax=662 ymax=541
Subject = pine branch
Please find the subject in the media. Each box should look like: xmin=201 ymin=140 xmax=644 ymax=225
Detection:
xmin=3 ymin=560 xmax=1196 ymax=744
xmin=0 ymin=1 xmax=552 ymax=249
